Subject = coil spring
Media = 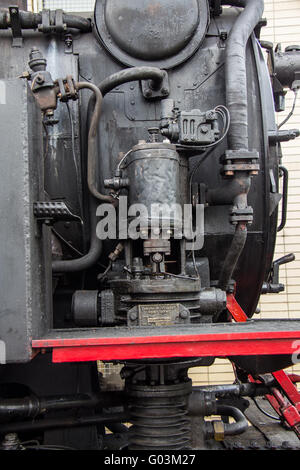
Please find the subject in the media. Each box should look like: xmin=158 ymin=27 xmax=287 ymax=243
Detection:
xmin=126 ymin=380 xmax=192 ymax=450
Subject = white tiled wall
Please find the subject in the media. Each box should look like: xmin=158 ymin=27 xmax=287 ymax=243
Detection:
xmin=191 ymin=0 xmax=300 ymax=385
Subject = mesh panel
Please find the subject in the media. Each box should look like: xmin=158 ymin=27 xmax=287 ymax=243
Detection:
xmin=28 ymin=0 xmax=95 ymax=12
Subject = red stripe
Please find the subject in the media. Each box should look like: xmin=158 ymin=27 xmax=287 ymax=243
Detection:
xmin=48 ymin=337 xmax=299 ymax=363
xmin=226 ymin=294 xmax=248 ymax=322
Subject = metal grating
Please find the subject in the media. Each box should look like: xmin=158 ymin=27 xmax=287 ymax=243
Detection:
xmin=28 ymin=0 xmax=95 ymax=12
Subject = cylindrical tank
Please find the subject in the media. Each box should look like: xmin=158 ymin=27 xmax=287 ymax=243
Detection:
xmin=122 ymin=142 xmax=188 ymax=231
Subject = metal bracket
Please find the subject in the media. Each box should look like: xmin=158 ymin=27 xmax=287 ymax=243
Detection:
xmin=9 ymin=6 xmax=23 ymax=48
xmin=56 ymin=75 xmax=78 ymax=102
xmin=221 ymin=150 xmax=260 ymax=176
xmin=38 ymin=9 xmax=67 ymax=34
xmin=230 ymin=206 xmax=253 ymax=226
xmin=141 ymin=70 xmax=169 ymax=100
xmin=277 ymin=165 xmax=289 ymax=232
xmin=33 ymin=201 xmax=81 ymax=225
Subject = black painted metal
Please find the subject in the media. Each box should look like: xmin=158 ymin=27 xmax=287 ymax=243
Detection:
xmin=94 ymin=0 xmax=210 ymax=69
xmin=0 ymin=3 xmax=297 ymax=448
xmin=126 ymin=378 xmax=192 ymax=450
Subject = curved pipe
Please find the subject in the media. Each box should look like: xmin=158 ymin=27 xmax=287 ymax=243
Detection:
xmin=204 ymin=404 xmax=248 ymax=439
xmin=52 ymin=81 xmax=106 ymax=273
xmin=97 ymin=67 xmax=166 ymax=96
xmin=216 ymin=404 xmax=248 ymax=436
xmin=87 ymin=66 xmax=166 ymax=194
xmin=207 ymin=175 xmax=251 ymax=206
xmin=52 ymin=196 xmax=102 ymax=273
xmin=225 ymin=0 xmax=264 ymax=150
xmin=76 ymin=82 xmax=114 ymax=204
xmin=0 ymin=8 xmax=91 ymax=32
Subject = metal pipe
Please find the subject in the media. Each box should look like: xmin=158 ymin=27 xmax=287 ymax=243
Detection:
xmin=52 ymin=197 xmax=102 ymax=272
xmin=207 ymin=175 xmax=251 ymax=206
xmin=52 ymin=81 xmax=108 ymax=273
xmin=225 ymin=0 xmax=264 ymax=150
xmin=97 ymin=67 xmax=166 ymax=97
xmin=216 ymin=1 xmax=264 ymax=291
xmin=216 ymin=404 xmax=248 ymax=436
xmin=217 ymin=404 xmax=248 ymax=436
xmin=0 ymin=8 xmax=91 ymax=32
xmin=0 ymin=412 xmax=128 ymax=434
xmin=0 ymin=391 xmax=125 ymax=419
xmin=218 ymin=222 xmax=247 ymax=291
xmin=204 ymin=404 xmax=248 ymax=439
xmin=76 ymin=81 xmax=114 ymax=204
xmin=192 ymin=383 xmax=268 ymax=398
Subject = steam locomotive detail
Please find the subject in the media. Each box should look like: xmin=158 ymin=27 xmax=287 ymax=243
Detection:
xmin=0 ymin=0 xmax=300 ymax=450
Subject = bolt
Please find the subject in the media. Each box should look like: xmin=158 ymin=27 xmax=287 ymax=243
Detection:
xmin=36 ymin=74 xmax=45 ymax=84
xmin=129 ymin=311 xmax=138 ymax=321
xmin=180 ymin=310 xmax=188 ymax=319
xmin=144 ymin=89 xmax=152 ymax=97
xmin=64 ymin=34 xmax=73 ymax=48
xmin=152 ymin=252 xmax=163 ymax=264
xmin=161 ymin=87 xmax=169 ymax=95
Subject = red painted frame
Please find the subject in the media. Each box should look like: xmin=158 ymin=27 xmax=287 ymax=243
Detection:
xmin=32 ymin=328 xmax=300 ymax=363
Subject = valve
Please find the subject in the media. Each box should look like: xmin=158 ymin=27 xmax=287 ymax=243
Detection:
xmin=262 ymin=253 xmax=295 ymax=294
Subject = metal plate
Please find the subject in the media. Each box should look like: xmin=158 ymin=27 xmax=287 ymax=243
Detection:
xmin=138 ymin=303 xmax=180 ymax=326
xmin=94 ymin=0 xmax=209 ymax=69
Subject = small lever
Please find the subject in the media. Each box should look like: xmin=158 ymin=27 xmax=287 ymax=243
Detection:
xmin=262 ymin=253 xmax=295 ymax=294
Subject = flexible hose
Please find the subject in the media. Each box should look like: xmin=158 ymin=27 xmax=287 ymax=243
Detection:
xmin=0 ymin=8 xmax=91 ymax=32
xmin=204 ymin=404 xmax=248 ymax=438
xmin=97 ymin=67 xmax=165 ymax=96
xmin=225 ymin=0 xmax=264 ymax=150
xmin=218 ymin=222 xmax=247 ymax=291
xmin=216 ymin=404 xmax=248 ymax=436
